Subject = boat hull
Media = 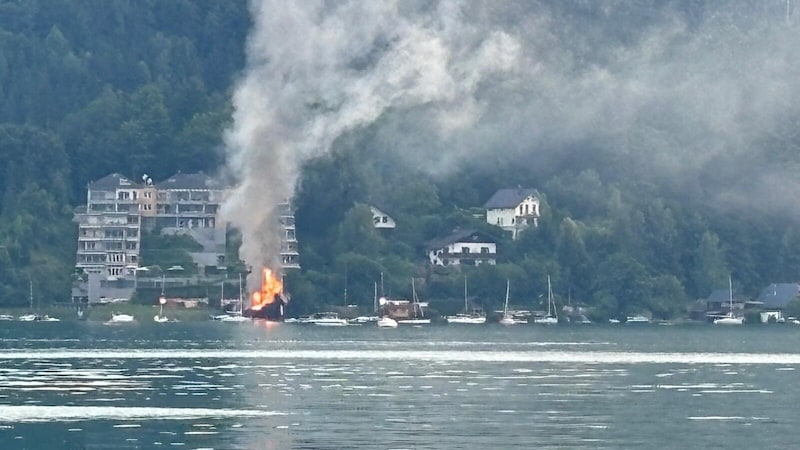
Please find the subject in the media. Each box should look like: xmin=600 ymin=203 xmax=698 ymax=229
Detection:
xmin=446 ymin=316 xmax=486 ymax=324
xmin=713 ymin=316 xmax=744 ymax=325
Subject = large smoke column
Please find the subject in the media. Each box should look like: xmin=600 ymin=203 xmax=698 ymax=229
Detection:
xmin=224 ymin=0 xmax=800 ymax=276
xmin=222 ymin=0 xmax=520 ymax=275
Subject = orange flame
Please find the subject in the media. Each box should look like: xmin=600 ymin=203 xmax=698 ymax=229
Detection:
xmin=250 ymin=268 xmax=283 ymax=311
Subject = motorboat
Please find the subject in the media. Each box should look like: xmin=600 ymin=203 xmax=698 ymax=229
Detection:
xmin=625 ymin=315 xmax=650 ymax=324
xmin=219 ymin=314 xmax=250 ymax=323
xmin=109 ymin=313 xmax=135 ymax=323
xmin=309 ymin=312 xmax=348 ymax=326
xmin=0 ymin=314 xmax=15 ymax=321
xmin=18 ymin=314 xmax=40 ymax=322
xmin=377 ymin=316 xmax=398 ymax=328
xmin=41 ymin=315 xmax=60 ymax=322
xmin=446 ymin=314 xmax=487 ymax=324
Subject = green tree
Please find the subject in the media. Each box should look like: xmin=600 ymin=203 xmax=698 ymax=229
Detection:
xmin=692 ymin=231 xmax=729 ymax=297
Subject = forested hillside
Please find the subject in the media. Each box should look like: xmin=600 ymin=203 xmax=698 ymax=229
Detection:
xmin=1 ymin=1 xmax=800 ymax=320
xmin=0 ymin=0 xmax=247 ymax=304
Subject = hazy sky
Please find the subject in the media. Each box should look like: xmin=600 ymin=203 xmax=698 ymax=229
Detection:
xmin=223 ymin=0 xmax=800 ymax=275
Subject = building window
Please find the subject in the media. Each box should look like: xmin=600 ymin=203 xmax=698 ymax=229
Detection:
xmin=481 ymin=247 xmax=489 ymax=254
xmin=461 ymin=247 xmax=470 ymax=254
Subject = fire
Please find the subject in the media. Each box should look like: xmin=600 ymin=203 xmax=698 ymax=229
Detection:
xmin=250 ymin=268 xmax=283 ymax=311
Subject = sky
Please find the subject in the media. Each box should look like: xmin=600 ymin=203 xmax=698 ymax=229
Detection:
xmin=222 ymin=0 xmax=800 ymax=277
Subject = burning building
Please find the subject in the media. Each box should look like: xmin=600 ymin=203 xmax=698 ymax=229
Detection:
xmin=246 ymin=268 xmax=288 ymax=321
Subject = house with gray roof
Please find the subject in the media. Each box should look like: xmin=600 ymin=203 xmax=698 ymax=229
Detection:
xmin=426 ymin=229 xmax=497 ymax=266
xmin=483 ymin=188 xmax=540 ymax=239
xmin=758 ymin=283 xmax=800 ymax=310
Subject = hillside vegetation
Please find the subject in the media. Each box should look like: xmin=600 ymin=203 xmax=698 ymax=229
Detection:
xmin=1 ymin=1 xmax=799 ymax=320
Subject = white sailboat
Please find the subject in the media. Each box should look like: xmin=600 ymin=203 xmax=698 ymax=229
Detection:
xmin=19 ymin=280 xmax=41 ymax=321
xmin=446 ymin=275 xmax=486 ymax=324
xmin=534 ymin=275 xmax=558 ymax=324
xmin=499 ymin=280 xmax=526 ymax=325
xmin=153 ymin=277 xmax=170 ymax=323
xmin=220 ymin=275 xmax=250 ymax=322
xmin=397 ymin=278 xmax=431 ymax=325
xmin=714 ymin=276 xmax=744 ymax=325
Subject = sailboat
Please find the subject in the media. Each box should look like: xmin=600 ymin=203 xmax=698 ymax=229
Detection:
xmin=397 ymin=278 xmax=431 ymax=325
xmin=220 ymin=275 xmax=250 ymax=322
xmin=153 ymin=277 xmax=170 ymax=323
xmin=714 ymin=276 xmax=744 ymax=325
xmin=19 ymin=280 xmax=41 ymax=321
xmin=534 ymin=275 xmax=558 ymax=324
xmin=446 ymin=276 xmax=486 ymax=324
xmin=499 ymin=280 xmax=527 ymax=325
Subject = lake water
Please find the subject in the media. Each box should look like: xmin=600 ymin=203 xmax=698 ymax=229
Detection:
xmin=1 ymin=321 xmax=799 ymax=449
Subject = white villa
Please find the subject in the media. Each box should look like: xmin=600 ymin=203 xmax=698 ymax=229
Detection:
xmin=426 ymin=229 xmax=497 ymax=266
xmin=483 ymin=188 xmax=540 ymax=239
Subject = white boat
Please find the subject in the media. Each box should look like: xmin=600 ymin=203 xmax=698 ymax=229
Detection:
xmin=446 ymin=276 xmax=486 ymax=324
xmin=377 ymin=316 xmax=398 ymax=328
xmin=18 ymin=314 xmax=40 ymax=322
xmin=154 ymin=294 xmax=171 ymax=323
xmin=499 ymin=280 xmax=527 ymax=325
xmin=397 ymin=278 xmax=430 ymax=325
xmin=0 ymin=314 xmax=14 ymax=321
xmin=534 ymin=275 xmax=558 ymax=324
xmin=41 ymin=315 xmax=60 ymax=322
xmin=625 ymin=315 xmax=650 ymax=324
xmin=714 ymin=276 xmax=744 ymax=325
xmin=309 ymin=312 xmax=348 ymax=326
xmin=608 ymin=318 xmax=621 ymax=324
xmin=219 ymin=314 xmax=250 ymax=323
xmin=219 ymin=275 xmax=250 ymax=323
xmin=109 ymin=313 xmax=135 ymax=323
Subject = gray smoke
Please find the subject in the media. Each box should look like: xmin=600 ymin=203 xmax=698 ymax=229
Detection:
xmin=224 ymin=0 xmax=800 ymax=274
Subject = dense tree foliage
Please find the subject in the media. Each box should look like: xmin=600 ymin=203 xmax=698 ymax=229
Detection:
xmin=2 ymin=1 xmax=800 ymax=321
xmin=0 ymin=0 xmax=246 ymax=304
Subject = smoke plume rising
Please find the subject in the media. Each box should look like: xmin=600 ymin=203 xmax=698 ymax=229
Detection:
xmin=224 ymin=0 xmax=800 ymax=274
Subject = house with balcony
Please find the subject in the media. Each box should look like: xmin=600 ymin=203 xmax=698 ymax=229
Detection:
xmin=426 ymin=229 xmax=497 ymax=266
xmin=74 ymin=172 xmax=301 ymax=302
xmin=483 ymin=188 xmax=540 ymax=239
xmin=73 ymin=173 xmax=143 ymax=302
xmin=278 ymin=200 xmax=300 ymax=270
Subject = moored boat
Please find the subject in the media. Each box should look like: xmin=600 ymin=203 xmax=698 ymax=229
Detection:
xmin=377 ymin=316 xmax=398 ymax=328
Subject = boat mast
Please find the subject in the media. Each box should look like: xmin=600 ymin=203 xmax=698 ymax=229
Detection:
xmin=373 ymin=282 xmax=378 ymax=313
xmin=504 ymin=280 xmax=510 ymax=317
xmin=29 ymin=279 xmax=33 ymax=311
xmin=728 ymin=275 xmax=733 ymax=316
xmin=464 ymin=275 xmax=468 ymax=313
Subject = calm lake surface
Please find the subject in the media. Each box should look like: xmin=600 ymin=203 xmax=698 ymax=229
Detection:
xmin=1 ymin=321 xmax=799 ymax=449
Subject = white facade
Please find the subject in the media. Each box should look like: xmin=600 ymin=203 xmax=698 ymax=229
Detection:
xmin=485 ymin=194 xmax=540 ymax=239
xmin=428 ymin=241 xmax=497 ymax=266
xmin=370 ymin=206 xmax=396 ymax=229
xmin=75 ymin=175 xmax=142 ymax=280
